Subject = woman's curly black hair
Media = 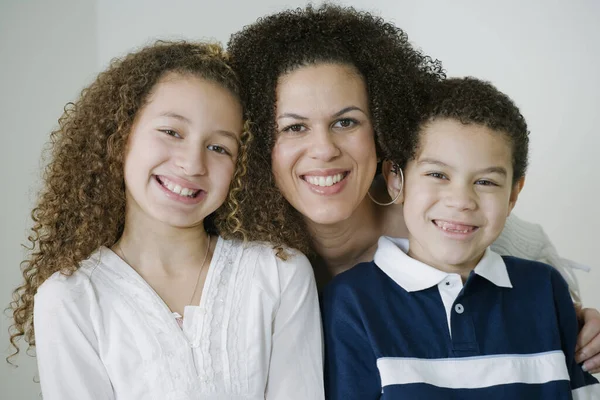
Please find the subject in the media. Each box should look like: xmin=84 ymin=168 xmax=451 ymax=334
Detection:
xmin=227 ymin=4 xmax=446 ymax=255
xmin=390 ymin=77 xmax=529 ymax=183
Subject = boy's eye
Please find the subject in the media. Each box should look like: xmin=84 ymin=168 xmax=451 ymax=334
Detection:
xmin=207 ymin=144 xmax=230 ymax=155
xmin=475 ymin=179 xmax=498 ymax=186
xmin=332 ymin=118 xmax=357 ymax=129
xmin=160 ymin=129 xmax=181 ymax=138
xmin=427 ymin=172 xmax=447 ymax=180
xmin=282 ymin=124 xmax=306 ymax=133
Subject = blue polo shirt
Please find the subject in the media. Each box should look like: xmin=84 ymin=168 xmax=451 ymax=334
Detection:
xmin=322 ymin=236 xmax=599 ymax=399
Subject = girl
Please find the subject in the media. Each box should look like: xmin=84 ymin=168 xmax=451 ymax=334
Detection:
xmin=9 ymin=41 xmax=323 ymax=400
xmin=226 ymin=4 xmax=600 ymax=372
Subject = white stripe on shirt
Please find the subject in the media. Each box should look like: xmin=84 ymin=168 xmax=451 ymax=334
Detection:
xmin=377 ymin=351 xmax=569 ymax=389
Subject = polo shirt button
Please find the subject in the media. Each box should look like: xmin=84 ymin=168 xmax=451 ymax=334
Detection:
xmin=455 ymin=303 xmax=464 ymax=314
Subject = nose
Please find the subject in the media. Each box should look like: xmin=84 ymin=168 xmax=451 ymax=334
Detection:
xmin=176 ymin=145 xmax=207 ymax=176
xmin=307 ymin=126 xmax=341 ymax=161
xmin=444 ymin=182 xmax=477 ymax=211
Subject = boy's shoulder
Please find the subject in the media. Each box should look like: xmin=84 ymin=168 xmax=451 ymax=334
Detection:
xmin=501 ymin=255 xmax=559 ymax=279
xmin=323 ymin=261 xmax=382 ymax=300
xmin=500 ymin=255 xmax=569 ymax=293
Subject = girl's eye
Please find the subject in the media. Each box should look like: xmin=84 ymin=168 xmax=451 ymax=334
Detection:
xmin=333 ymin=118 xmax=357 ymax=129
xmin=282 ymin=124 xmax=306 ymax=133
xmin=427 ymin=172 xmax=447 ymax=180
xmin=207 ymin=144 xmax=230 ymax=155
xmin=475 ymin=179 xmax=498 ymax=186
xmin=160 ymin=129 xmax=181 ymax=138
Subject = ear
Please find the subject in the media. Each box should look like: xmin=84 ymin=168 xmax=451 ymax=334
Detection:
xmin=507 ymin=176 xmax=525 ymax=215
xmin=382 ymin=160 xmax=404 ymax=204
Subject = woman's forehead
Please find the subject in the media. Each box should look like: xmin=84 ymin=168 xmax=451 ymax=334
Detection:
xmin=275 ymin=63 xmax=369 ymax=114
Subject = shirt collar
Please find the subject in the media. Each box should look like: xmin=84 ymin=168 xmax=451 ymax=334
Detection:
xmin=373 ymin=236 xmax=513 ymax=292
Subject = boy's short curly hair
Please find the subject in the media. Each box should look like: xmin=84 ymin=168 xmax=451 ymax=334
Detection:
xmin=227 ymin=4 xmax=445 ymax=254
xmin=8 ymin=41 xmax=250 ymax=363
xmin=393 ymin=77 xmax=529 ymax=183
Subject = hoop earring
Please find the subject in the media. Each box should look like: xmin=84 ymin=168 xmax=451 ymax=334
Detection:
xmin=367 ymin=167 xmax=404 ymax=207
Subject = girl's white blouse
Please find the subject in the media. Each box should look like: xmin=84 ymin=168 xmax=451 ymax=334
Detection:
xmin=34 ymin=237 xmax=324 ymax=400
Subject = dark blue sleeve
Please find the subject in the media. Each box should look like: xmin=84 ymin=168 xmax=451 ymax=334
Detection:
xmin=550 ymin=268 xmax=600 ymax=394
xmin=322 ymin=278 xmax=381 ymax=400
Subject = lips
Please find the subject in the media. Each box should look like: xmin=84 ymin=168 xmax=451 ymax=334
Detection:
xmin=433 ymin=220 xmax=479 ymax=234
xmin=299 ymin=170 xmax=351 ymax=196
xmin=155 ymin=175 xmax=201 ymax=198
xmin=301 ymin=171 xmax=349 ymax=187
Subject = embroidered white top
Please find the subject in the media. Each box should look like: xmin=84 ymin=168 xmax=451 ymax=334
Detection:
xmin=34 ymin=237 xmax=324 ymax=400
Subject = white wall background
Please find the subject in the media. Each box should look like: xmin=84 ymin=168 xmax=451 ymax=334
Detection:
xmin=1 ymin=0 xmax=598 ymax=397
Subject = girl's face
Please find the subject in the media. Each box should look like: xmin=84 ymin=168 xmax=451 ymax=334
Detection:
xmin=123 ymin=73 xmax=243 ymax=230
xmin=271 ymin=63 xmax=378 ymax=226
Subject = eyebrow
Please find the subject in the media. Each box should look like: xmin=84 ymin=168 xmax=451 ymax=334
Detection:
xmin=418 ymin=158 xmax=507 ymax=176
xmin=159 ymin=112 xmax=192 ymax=124
xmin=276 ymin=106 xmax=367 ymax=121
xmin=332 ymin=106 xmax=366 ymax=118
xmin=214 ymin=130 xmax=241 ymax=143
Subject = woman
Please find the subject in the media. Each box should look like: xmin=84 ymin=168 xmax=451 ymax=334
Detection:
xmin=227 ymin=4 xmax=600 ymax=374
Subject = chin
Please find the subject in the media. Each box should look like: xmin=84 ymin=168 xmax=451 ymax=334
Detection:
xmin=302 ymin=207 xmax=352 ymax=226
xmin=152 ymin=211 xmax=205 ymax=229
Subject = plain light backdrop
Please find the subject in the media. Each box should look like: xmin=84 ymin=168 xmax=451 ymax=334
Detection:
xmin=1 ymin=0 xmax=598 ymax=398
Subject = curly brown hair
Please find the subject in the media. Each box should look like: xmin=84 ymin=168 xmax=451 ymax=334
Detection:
xmin=226 ymin=4 xmax=446 ymax=255
xmin=390 ymin=77 xmax=529 ymax=183
xmin=7 ymin=40 xmax=252 ymax=363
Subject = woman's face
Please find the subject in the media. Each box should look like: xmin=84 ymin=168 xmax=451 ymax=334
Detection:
xmin=272 ymin=63 xmax=378 ymax=225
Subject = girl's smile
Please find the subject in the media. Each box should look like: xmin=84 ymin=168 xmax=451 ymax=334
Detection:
xmin=153 ymin=175 xmax=207 ymax=205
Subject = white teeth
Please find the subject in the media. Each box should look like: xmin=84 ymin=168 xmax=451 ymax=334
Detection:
xmin=160 ymin=177 xmax=198 ymax=197
xmin=440 ymin=226 xmax=470 ymax=233
xmin=435 ymin=221 xmax=473 ymax=234
xmin=305 ymin=173 xmax=344 ymax=187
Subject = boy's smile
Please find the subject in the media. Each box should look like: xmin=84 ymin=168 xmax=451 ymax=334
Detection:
xmin=400 ymin=118 xmax=523 ymax=279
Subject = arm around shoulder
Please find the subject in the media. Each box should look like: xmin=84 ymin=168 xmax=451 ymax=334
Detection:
xmin=34 ymin=275 xmax=114 ymax=400
xmin=492 ymin=213 xmax=583 ymax=301
xmin=265 ymin=251 xmax=324 ymax=400
xmin=549 ymin=268 xmax=600 ymax=397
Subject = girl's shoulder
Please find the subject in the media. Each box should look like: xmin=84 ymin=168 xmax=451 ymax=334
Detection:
xmin=34 ymin=247 xmax=120 ymax=311
xmin=220 ymin=238 xmax=315 ymax=300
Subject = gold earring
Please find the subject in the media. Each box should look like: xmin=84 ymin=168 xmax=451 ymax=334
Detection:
xmin=367 ymin=167 xmax=404 ymax=207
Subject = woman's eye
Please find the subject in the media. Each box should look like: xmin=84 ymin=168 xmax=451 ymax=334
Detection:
xmin=160 ymin=129 xmax=181 ymax=138
xmin=427 ymin=172 xmax=447 ymax=180
xmin=282 ymin=124 xmax=306 ymax=133
xmin=207 ymin=144 xmax=230 ymax=155
xmin=333 ymin=118 xmax=357 ymax=129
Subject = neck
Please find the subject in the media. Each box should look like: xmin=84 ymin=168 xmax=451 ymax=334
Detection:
xmin=115 ymin=206 xmax=211 ymax=276
xmin=306 ymin=196 xmax=384 ymax=280
xmin=407 ymin=236 xmax=484 ymax=282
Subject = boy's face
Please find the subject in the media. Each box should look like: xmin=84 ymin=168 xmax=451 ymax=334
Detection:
xmin=395 ymin=118 xmax=524 ymax=274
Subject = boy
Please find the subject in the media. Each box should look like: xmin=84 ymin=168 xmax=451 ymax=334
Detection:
xmin=322 ymin=77 xmax=599 ymax=399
